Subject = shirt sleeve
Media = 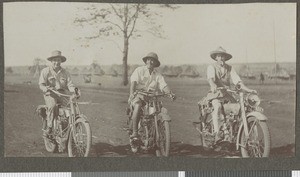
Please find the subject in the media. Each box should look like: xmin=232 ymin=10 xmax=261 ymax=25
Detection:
xmin=207 ymin=65 xmax=215 ymax=81
xmin=130 ymin=68 xmax=139 ymax=83
xmin=230 ymin=67 xmax=242 ymax=85
xmin=158 ymin=74 xmax=168 ymax=91
xmin=39 ymin=68 xmax=48 ymax=92
xmin=66 ymin=71 xmax=75 ymax=92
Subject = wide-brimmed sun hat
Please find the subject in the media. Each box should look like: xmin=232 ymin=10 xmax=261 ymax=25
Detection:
xmin=47 ymin=50 xmax=66 ymax=63
xmin=142 ymin=52 xmax=160 ymax=67
xmin=210 ymin=47 xmax=232 ymax=61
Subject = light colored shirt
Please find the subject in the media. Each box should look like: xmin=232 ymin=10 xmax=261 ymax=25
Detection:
xmin=207 ymin=63 xmax=241 ymax=87
xmin=130 ymin=66 xmax=168 ymax=92
xmin=39 ymin=66 xmax=75 ymax=92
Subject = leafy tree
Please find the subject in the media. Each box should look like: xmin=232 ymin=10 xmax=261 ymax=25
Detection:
xmin=74 ymin=3 xmax=178 ymax=85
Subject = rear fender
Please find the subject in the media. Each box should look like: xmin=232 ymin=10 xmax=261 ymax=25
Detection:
xmin=236 ymin=111 xmax=268 ymax=150
xmin=158 ymin=107 xmax=171 ymax=122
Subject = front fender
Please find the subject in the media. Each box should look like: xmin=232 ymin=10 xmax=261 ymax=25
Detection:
xmin=158 ymin=107 xmax=171 ymax=122
xmin=68 ymin=114 xmax=90 ymax=142
xmin=236 ymin=111 xmax=268 ymax=150
xmin=246 ymin=111 xmax=268 ymax=121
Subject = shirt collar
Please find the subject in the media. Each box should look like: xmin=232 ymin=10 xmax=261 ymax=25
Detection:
xmin=215 ymin=63 xmax=229 ymax=69
xmin=50 ymin=66 xmax=62 ymax=75
xmin=142 ymin=65 xmax=157 ymax=75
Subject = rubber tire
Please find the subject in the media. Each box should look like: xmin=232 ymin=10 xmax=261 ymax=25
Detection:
xmin=42 ymin=119 xmax=57 ymax=153
xmin=68 ymin=118 xmax=92 ymax=157
xmin=240 ymin=117 xmax=271 ymax=157
xmin=155 ymin=120 xmax=170 ymax=157
xmin=139 ymin=123 xmax=149 ymax=151
xmin=200 ymin=114 xmax=214 ymax=151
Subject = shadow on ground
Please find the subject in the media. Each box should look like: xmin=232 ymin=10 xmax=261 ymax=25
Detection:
xmin=270 ymin=143 xmax=294 ymax=157
xmin=90 ymin=142 xmax=295 ymax=157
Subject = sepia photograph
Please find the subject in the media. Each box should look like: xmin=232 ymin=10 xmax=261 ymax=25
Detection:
xmin=3 ymin=1 xmax=296 ymax=160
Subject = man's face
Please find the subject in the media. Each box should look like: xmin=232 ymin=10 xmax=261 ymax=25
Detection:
xmin=215 ymin=54 xmax=225 ymax=66
xmin=51 ymin=57 xmax=62 ymax=69
xmin=146 ymin=58 xmax=155 ymax=69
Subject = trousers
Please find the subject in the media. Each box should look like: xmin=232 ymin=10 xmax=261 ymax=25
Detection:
xmin=43 ymin=92 xmax=68 ymax=128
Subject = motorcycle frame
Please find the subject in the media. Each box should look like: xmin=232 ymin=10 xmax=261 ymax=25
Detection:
xmin=137 ymin=93 xmax=170 ymax=149
xmin=51 ymin=90 xmax=81 ymax=147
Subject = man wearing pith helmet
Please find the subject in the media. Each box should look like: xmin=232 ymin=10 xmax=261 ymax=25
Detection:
xmin=128 ymin=52 xmax=176 ymax=139
xmin=206 ymin=47 xmax=256 ymax=142
xmin=39 ymin=50 xmax=79 ymax=134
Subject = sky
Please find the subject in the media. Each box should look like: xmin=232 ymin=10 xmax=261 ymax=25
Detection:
xmin=3 ymin=2 xmax=297 ymax=66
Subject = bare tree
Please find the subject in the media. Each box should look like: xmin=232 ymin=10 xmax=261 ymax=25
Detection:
xmin=29 ymin=57 xmax=46 ymax=77
xmin=74 ymin=3 xmax=178 ymax=85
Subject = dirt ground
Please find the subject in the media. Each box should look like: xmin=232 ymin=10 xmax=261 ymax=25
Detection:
xmin=4 ymin=75 xmax=296 ymax=157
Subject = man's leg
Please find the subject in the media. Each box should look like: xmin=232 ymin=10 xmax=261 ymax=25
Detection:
xmin=44 ymin=95 xmax=57 ymax=131
xmin=131 ymin=102 xmax=142 ymax=138
xmin=211 ymin=99 xmax=221 ymax=134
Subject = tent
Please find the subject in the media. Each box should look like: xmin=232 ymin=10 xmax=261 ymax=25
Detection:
xmin=268 ymin=64 xmax=290 ymax=80
xmin=179 ymin=65 xmax=200 ymax=78
xmin=161 ymin=66 xmax=178 ymax=77
xmin=81 ymin=67 xmax=90 ymax=75
xmin=30 ymin=65 xmax=47 ymax=77
xmin=102 ymin=66 xmax=118 ymax=77
xmin=112 ymin=64 xmax=124 ymax=77
xmin=70 ymin=67 xmax=80 ymax=76
xmin=91 ymin=65 xmax=105 ymax=76
xmin=239 ymin=65 xmax=256 ymax=80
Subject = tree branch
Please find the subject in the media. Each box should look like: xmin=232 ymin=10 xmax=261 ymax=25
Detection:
xmin=110 ymin=4 xmax=123 ymax=21
xmin=128 ymin=4 xmax=140 ymax=38
xmin=106 ymin=21 xmax=124 ymax=32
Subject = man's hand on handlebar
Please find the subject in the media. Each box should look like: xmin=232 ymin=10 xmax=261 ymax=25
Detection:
xmin=74 ymin=87 xmax=81 ymax=98
xmin=210 ymin=85 xmax=217 ymax=93
xmin=44 ymin=86 xmax=55 ymax=93
xmin=169 ymin=93 xmax=176 ymax=101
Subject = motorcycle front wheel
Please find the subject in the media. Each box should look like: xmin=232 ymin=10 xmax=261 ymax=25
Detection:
xmin=155 ymin=120 xmax=170 ymax=157
xmin=68 ymin=117 xmax=92 ymax=157
xmin=240 ymin=117 xmax=271 ymax=157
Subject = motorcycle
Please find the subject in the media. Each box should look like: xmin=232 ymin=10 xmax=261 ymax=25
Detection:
xmin=126 ymin=90 xmax=175 ymax=156
xmin=36 ymin=88 xmax=92 ymax=157
xmin=194 ymin=86 xmax=271 ymax=157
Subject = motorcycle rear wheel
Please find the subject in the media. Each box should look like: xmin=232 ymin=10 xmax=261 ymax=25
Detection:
xmin=240 ymin=117 xmax=270 ymax=157
xmin=68 ymin=117 xmax=92 ymax=157
xmin=155 ymin=120 xmax=170 ymax=157
xmin=42 ymin=119 xmax=57 ymax=153
xmin=200 ymin=115 xmax=214 ymax=150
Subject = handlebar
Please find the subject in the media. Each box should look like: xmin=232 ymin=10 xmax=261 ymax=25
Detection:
xmin=216 ymin=87 xmax=237 ymax=93
xmin=48 ymin=89 xmax=79 ymax=99
xmin=216 ymin=87 xmax=256 ymax=94
xmin=135 ymin=90 xmax=175 ymax=100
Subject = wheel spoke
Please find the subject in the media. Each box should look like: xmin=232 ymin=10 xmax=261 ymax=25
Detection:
xmin=71 ymin=122 xmax=88 ymax=157
xmin=243 ymin=120 xmax=267 ymax=157
xmin=158 ymin=121 xmax=167 ymax=154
